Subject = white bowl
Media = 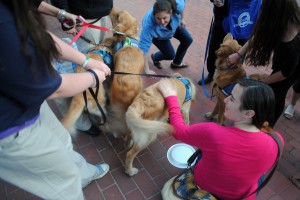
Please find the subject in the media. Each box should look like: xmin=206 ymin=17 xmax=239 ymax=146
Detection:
xmin=167 ymin=143 xmax=195 ymax=168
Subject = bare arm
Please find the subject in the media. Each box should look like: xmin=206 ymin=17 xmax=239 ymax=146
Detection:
xmin=261 ymin=71 xmax=286 ymax=84
xmin=47 ymin=71 xmax=105 ymax=99
xmin=37 ymin=1 xmax=77 ymax=25
xmin=228 ymin=40 xmax=249 ymax=65
xmin=180 ymin=8 xmax=186 ymax=29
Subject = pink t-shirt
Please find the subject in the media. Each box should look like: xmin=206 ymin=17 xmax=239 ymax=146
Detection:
xmin=165 ymin=96 xmax=284 ymax=200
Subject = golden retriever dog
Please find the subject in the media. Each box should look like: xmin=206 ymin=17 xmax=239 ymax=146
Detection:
xmin=109 ymin=8 xmax=139 ymax=42
xmin=60 ymin=38 xmax=115 ymax=133
xmin=101 ymin=8 xmax=145 ymax=138
xmin=124 ymin=74 xmax=196 ymax=176
xmin=205 ymin=33 xmax=267 ymax=125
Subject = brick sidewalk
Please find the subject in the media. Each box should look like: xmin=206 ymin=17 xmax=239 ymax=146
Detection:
xmin=1 ymin=0 xmax=300 ymax=199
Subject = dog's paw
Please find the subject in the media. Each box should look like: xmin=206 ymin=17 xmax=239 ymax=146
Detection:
xmin=126 ymin=168 xmax=139 ymax=176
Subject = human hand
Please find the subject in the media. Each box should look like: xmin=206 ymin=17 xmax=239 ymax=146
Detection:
xmin=85 ymin=58 xmax=111 ymax=76
xmin=64 ymin=12 xmax=77 ymax=26
xmin=89 ymin=68 xmax=106 ymax=87
xmin=158 ymin=78 xmax=177 ymax=97
xmin=180 ymin=19 xmax=186 ymax=29
xmin=227 ymin=52 xmax=241 ymax=66
xmin=213 ymin=0 xmax=224 ymax=7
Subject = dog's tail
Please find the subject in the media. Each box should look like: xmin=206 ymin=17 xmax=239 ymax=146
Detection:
xmin=125 ymin=106 xmax=173 ymax=135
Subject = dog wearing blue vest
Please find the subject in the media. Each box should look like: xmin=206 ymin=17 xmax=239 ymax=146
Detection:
xmin=205 ymin=33 xmax=268 ymax=125
xmin=101 ymin=8 xmax=145 ymax=140
xmin=124 ymin=73 xmax=195 ymax=176
xmin=60 ymin=37 xmax=115 ymax=133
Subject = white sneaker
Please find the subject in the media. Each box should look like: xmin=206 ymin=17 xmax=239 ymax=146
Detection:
xmin=284 ymin=104 xmax=295 ymax=119
xmin=83 ymin=163 xmax=109 ymax=188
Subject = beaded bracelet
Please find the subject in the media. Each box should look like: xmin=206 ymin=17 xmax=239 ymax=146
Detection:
xmin=82 ymin=56 xmax=90 ymax=68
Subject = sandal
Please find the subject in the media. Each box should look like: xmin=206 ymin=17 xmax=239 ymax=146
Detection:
xmin=284 ymin=104 xmax=295 ymax=119
xmin=170 ymin=62 xmax=189 ymax=68
xmin=151 ymin=53 xmax=162 ymax=69
xmin=290 ymin=176 xmax=300 ymax=189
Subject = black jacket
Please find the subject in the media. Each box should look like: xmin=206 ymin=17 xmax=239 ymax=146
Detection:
xmin=52 ymin=0 xmax=113 ymax=19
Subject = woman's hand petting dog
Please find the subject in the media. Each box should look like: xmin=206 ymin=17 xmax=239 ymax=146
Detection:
xmin=158 ymin=78 xmax=178 ymax=98
xmin=227 ymin=52 xmax=241 ymax=66
xmin=85 ymin=58 xmax=111 ymax=76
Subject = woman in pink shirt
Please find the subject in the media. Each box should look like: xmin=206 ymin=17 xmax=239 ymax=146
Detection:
xmin=159 ymin=78 xmax=284 ymax=200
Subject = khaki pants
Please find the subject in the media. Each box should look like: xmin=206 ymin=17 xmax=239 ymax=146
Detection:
xmin=0 ymin=102 xmax=97 ymax=200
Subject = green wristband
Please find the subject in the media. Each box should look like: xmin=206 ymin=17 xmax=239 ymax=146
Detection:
xmin=82 ymin=56 xmax=90 ymax=68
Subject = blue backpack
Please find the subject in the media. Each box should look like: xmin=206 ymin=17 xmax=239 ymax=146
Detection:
xmin=222 ymin=0 xmax=262 ymax=39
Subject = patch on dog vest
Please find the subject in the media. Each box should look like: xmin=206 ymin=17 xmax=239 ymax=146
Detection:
xmin=177 ymin=77 xmax=192 ymax=102
xmin=220 ymin=83 xmax=236 ymax=97
xmin=89 ymin=48 xmax=113 ymax=66
xmin=219 ymin=76 xmax=251 ymax=97
xmin=114 ymin=37 xmax=139 ymax=52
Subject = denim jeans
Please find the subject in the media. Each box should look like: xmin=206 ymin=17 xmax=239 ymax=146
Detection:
xmin=152 ymin=27 xmax=193 ymax=65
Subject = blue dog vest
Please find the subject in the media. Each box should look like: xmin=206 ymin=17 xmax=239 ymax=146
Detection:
xmin=177 ymin=77 xmax=192 ymax=102
xmin=89 ymin=47 xmax=113 ymax=67
xmin=114 ymin=37 xmax=139 ymax=52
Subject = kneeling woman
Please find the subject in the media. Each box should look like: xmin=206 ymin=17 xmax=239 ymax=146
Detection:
xmin=158 ymin=78 xmax=284 ymax=200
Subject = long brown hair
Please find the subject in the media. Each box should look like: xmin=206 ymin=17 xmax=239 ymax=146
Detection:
xmin=153 ymin=0 xmax=179 ymax=16
xmin=1 ymin=0 xmax=60 ymax=75
xmin=238 ymin=79 xmax=275 ymax=129
xmin=246 ymin=0 xmax=300 ymax=66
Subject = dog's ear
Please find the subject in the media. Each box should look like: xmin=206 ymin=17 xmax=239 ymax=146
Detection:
xmin=215 ymin=45 xmax=225 ymax=56
xmin=223 ymin=33 xmax=233 ymax=42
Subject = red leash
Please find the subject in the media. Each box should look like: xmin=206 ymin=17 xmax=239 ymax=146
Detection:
xmin=68 ymin=16 xmax=111 ymax=45
xmin=67 ymin=16 xmax=125 ymax=45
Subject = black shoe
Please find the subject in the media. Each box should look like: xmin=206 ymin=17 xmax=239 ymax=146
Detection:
xmin=151 ymin=53 xmax=162 ymax=69
xmin=198 ymin=74 xmax=213 ymax=85
xmin=170 ymin=62 xmax=189 ymax=68
xmin=79 ymin=124 xmax=101 ymax=136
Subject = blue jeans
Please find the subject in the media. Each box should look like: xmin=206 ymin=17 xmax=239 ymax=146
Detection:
xmin=152 ymin=27 xmax=193 ymax=65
